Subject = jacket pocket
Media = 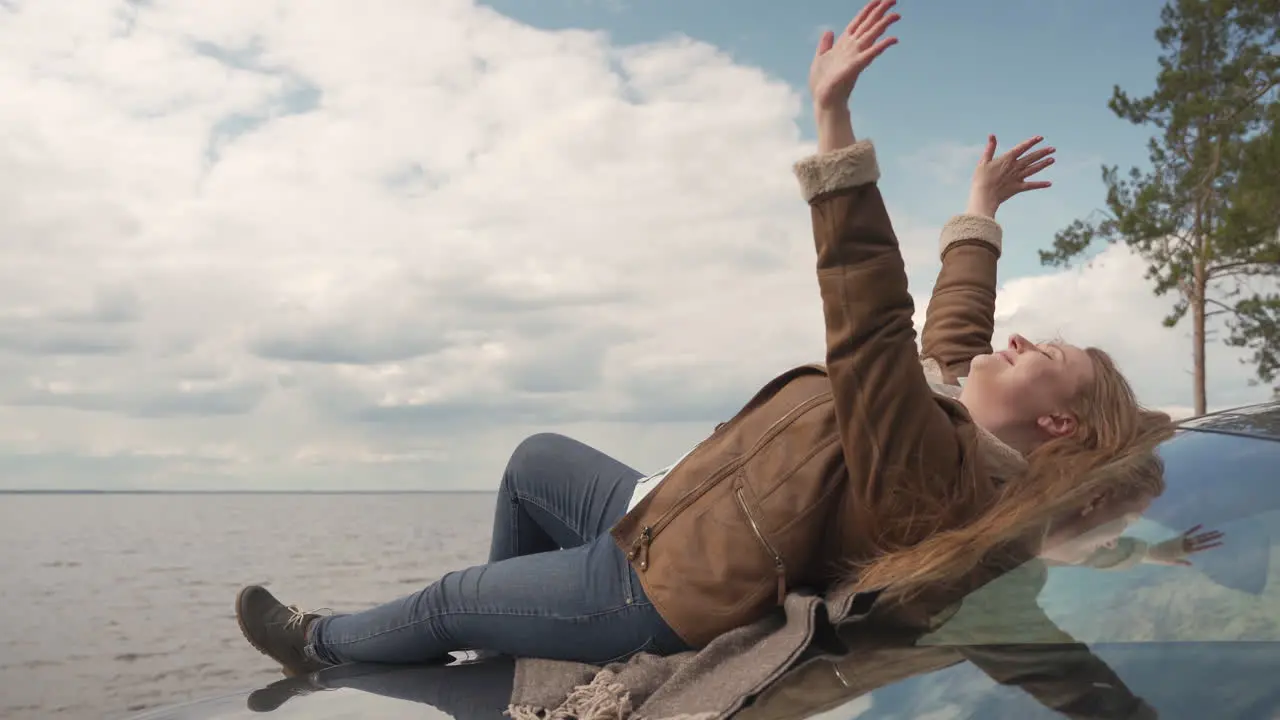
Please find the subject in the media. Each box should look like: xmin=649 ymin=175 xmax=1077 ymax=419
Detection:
xmin=629 ymin=392 xmax=831 ymax=569
xmin=734 ymin=482 xmax=787 ymax=606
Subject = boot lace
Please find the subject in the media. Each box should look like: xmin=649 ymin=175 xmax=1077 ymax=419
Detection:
xmin=283 ymin=605 xmax=332 ymax=631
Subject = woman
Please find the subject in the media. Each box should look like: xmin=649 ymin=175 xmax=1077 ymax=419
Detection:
xmin=235 ymin=0 xmax=1172 ymax=677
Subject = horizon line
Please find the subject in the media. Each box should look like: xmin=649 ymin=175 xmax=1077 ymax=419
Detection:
xmin=0 ymin=489 xmax=494 ymax=495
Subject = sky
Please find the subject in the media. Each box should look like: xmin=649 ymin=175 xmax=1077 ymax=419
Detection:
xmin=0 ymin=0 xmax=1272 ymax=491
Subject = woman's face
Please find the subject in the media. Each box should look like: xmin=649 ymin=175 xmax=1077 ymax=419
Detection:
xmin=963 ymin=334 xmax=1094 ymax=438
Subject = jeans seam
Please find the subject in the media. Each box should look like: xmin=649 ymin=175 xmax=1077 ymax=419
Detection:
xmin=623 ymin=561 xmax=637 ymax=604
xmin=320 ymin=601 xmax=655 ymax=648
xmin=598 ymin=635 xmax=657 ymax=665
xmin=509 ymin=495 xmax=522 ymax=557
xmin=514 ymin=491 xmax=586 ymax=546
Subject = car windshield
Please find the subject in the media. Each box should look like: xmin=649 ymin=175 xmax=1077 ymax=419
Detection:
xmin=918 ymin=427 xmax=1280 ymax=646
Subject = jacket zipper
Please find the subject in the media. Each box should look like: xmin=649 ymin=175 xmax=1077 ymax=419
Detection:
xmin=628 ymin=392 xmax=831 ymax=570
xmin=633 ymin=526 xmax=652 ymax=570
xmin=735 ymin=487 xmax=787 ymax=605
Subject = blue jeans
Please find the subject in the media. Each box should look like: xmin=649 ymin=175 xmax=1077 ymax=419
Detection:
xmin=306 ymin=433 xmax=689 ymax=665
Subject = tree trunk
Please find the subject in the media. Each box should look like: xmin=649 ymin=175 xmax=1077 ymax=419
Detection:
xmin=1193 ymin=273 xmax=1208 ymax=416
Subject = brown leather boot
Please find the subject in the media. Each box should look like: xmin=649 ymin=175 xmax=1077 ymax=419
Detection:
xmin=235 ymin=585 xmax=331 ymax=676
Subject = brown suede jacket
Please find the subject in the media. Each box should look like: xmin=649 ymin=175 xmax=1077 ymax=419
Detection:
xmin=610 ymin=140 xmax=1024 ymax=649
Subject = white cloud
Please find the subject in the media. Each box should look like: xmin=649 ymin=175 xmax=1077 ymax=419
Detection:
xmin=0 ymin=0 xmax=1268 ymax=490
xmin=921 ymin=244 xmax=1267 ymax=414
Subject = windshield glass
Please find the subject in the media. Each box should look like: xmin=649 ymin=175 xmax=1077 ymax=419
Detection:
xmin=919 ymin=427 xmax=1280 ymax=646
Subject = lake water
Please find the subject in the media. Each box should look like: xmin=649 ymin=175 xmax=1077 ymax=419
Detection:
xmin=0 ymin=493 xmax=496 ymax=720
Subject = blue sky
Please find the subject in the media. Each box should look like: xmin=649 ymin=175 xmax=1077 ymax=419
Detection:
xmin=486 ymin=0 xmax=1169 ymax=279
xmin=3 ymin=0 xmax=1265 ymax=490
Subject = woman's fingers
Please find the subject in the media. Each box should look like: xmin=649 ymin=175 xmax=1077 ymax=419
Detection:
xmin=858 ymin=10 xmax=901 ymax=48
xmin=982 ymin=135 xmax=998 ymax=163
xmin=1191 ymin=533 xmax=1224 ymax=547
xmin=1183 ymin=524 xmax=1224 ymax=553
xmin=1017 ymin=146 xmax=1056 ymax=167
xmin=1007 ymin=135 xmax=1046 ymax=160
xmin=858 ymin=35 xmax=899 ymax=66
xmin=844 ymin=1 xmax=878 ymax=36
xmin=1183 ymin=525 xmax=1224 ymax=549
xmin=848 ymin=0 xmax=896 ymax=37
xmin=1016 ymin=180 xmax=1052 ymax=192
xmin=816 ymin=30 xmax=835 ymax=57
xmin=1018 ymin=156 xmax=1056 ymax=178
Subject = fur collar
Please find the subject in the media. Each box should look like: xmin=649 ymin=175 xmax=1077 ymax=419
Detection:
xmin=920 ymin=358 xmax=1026 ymax=481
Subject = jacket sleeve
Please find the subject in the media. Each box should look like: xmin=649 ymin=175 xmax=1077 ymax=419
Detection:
xmin=793 ymin=141 xmax=969 ymax=510
xmin=955 ymin=568 xmax=1157 ymax=718
xmin=920 ymin=215 xmax=1003 ymax=382
xmin=1076 ymin=537 xmax=1152 ymax=571
xmin=962 ymin=642 xmax=1158 ymax=719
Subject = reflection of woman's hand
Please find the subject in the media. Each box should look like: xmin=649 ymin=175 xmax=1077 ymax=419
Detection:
xmin=1147 ymin=525 xmax=1225 ymax=566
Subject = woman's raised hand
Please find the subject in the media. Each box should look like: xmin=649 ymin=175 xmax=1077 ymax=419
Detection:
xmin=967 ymin=135 xmax=1057 ymax=218
xmin=809 ymin=0 xmax=901 ymax=111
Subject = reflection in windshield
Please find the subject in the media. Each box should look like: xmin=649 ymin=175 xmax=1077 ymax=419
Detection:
xmin=739 ymin=642 xmax=1155 ymax=720
xmin=1055 ymin=524 xmax=1224 ymax=570
xmin=1035 ymin=446 xmax=1174 ymax=567
xmin=913 ymin=429 xmax=1279 ymax=647
xmin=244 ymin=654 xmax=514 ymax=719
xmin=1038 ymin=433 xmax=1278 ymax=645
xmin=834 ymin=643 xmax=1280 ymax=720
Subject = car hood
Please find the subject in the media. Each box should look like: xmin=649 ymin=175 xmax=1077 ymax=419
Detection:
xmin=129 ymin=642 xmax=1280 ymax=719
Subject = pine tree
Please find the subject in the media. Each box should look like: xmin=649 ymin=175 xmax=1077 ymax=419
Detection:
xmin=1040 ymin=0 xmax=1280 ymax=414
xmin=1224 ymin=99 xmax=1280 ymax=395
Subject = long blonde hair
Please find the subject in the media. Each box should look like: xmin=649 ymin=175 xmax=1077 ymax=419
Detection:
xmin=846 ymin=347 xmax=1174 ymax=601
